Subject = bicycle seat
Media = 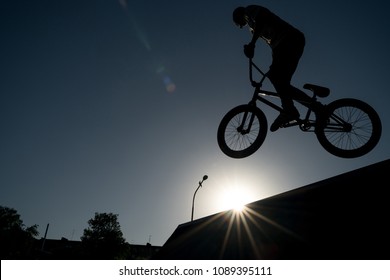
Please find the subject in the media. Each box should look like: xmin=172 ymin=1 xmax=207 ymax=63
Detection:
xmin=303 ymin=83 xmax=330 ymax=97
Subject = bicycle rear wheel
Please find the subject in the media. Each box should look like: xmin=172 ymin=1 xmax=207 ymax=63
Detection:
xmin=315 ymin=98 xmax=382 ymax=158
xmin=217 ymin=104 xmax=268 ymax=158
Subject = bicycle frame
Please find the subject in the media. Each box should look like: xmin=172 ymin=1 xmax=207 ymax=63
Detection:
xmin=218 ymin=59 xmax=381 ymax=159
xmin=247 ymin=58 xmax=319 ymax=131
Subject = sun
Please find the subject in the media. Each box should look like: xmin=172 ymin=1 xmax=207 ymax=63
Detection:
xmin=220 ymin=188 xmax=251 ymax=212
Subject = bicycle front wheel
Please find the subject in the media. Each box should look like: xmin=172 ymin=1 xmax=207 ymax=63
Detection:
xmin=217 ymin=104 xmax=268 ymax=158
xmin=315 ymin=98 xmax=382 ymax=158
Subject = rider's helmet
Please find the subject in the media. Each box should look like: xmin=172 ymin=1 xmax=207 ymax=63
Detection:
xmin=233 ymin=7 xmax=247 ymax=28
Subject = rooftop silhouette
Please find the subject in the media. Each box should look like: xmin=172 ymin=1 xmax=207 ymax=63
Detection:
xmin=154 ymin=159 xmax=390 ymax=259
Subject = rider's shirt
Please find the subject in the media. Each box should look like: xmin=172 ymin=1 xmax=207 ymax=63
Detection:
xmin=245 ymin=5 xmax=298 ymax=49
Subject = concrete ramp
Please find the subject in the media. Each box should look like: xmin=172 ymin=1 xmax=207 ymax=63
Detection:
xmin=154 ymin=159 xmax=390 ymax=259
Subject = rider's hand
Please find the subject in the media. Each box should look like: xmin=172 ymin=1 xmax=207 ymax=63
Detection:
xmin=244 ymin=43 xmax=255 ymax=58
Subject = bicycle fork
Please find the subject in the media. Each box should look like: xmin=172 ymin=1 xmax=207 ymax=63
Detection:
xmin=237 ymin=107 xmax=256 ymax=135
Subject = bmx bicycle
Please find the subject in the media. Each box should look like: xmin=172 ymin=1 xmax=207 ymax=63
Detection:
xmin=217 ymin=58 xmax=382 ymax=159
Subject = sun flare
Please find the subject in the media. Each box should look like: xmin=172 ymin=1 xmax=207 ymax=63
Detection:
xmin=220 ymin=188 xmax=251 ymax=212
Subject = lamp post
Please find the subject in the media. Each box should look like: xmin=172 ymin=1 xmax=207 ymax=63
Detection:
xmin=191 ymin=175 xmax=208 ymax=221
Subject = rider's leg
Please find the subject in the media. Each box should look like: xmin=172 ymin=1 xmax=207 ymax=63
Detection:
xmin=268 ymin=31 xmax=305 ymax=131
xmin=268 ymin=64 xmax=301 ymax=131
xmin=290 ymin=85 xmax=324 ymax=112
xmin=289 ymin=85 xmax=312 ymax=104
xmin=270 ymin=79 xmax=299 ymax=112
xmin=269 ymin=79 xmax=300 ymax=132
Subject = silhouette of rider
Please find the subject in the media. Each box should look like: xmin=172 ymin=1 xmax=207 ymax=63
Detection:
xmin=233 ymin=5 xmax=312 ymax=131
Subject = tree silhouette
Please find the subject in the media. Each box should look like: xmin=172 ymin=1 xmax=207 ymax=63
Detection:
xmin=81 ymin=212 xmax=129 ymax=259
xmin=0 ymin=206 xmax=39 ymax=259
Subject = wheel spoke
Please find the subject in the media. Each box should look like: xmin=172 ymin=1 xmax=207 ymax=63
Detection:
xmin=217 ymin=105 xmax=268 ymax=158
xmin=316 ymin=98 xmax=381 ymax=158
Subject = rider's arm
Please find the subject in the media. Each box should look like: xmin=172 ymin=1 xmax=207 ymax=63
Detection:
xmin=249 ymin=29 xmax=259 ymax=46
xmin=245 ymin=5 xmax=265 ymax=47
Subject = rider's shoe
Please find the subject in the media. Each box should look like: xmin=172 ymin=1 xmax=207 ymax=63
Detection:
xmin=270 ymin=108 xmax=300 ymax=132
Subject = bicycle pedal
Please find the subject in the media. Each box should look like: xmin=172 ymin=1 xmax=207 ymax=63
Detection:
xmin=281 ymin=120 xmax=297 ymax=127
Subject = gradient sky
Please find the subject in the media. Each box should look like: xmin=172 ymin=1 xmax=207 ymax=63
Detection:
xmin=1 ymin=0 xmax=389 ymax=246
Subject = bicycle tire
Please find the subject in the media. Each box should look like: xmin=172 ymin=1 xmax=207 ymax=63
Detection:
xmin=315 ymin=98 xmax=382 ymax=158
xmin=217 ymin=104 xmax=268 ymax=158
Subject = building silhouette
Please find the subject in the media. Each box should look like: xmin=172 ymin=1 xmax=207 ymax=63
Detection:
xmin=154 ymin=159 xmax=390 ymax=259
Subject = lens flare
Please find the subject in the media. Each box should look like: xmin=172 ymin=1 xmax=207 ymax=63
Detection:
xmin=119 ymin=0 xmax=151 ymax=51
xmin=156 ymin=65 xmax=176 ymax=93
xmin=163 ymin=76 xmax=176 ymax=93
xmin=120 ymin=0 xmax=176 ymax=93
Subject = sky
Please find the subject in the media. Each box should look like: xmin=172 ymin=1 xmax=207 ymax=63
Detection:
xmin=1 ymin=0 xmax=389 ymax=246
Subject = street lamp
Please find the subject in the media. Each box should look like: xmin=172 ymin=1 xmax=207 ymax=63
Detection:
xmin=191 ymin=175 xmax=208 ymax=221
